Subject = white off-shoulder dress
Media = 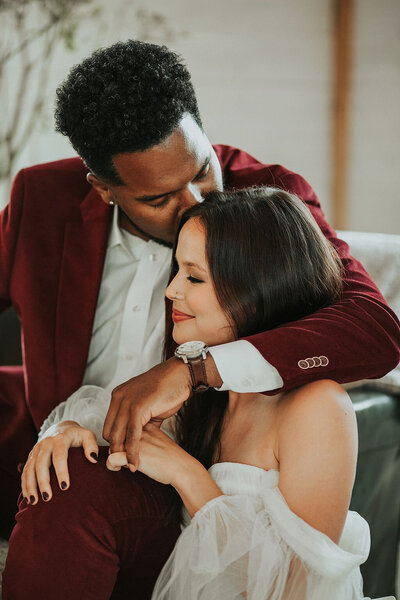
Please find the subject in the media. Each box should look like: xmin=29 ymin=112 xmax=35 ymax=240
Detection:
xmin=38 ymin=386 xmax=394 ymax=600
xmin=152 ymin=462 xmax=393 ymax=600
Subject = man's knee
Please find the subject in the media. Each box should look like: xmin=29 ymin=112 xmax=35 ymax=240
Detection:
xmin=17 ymin=446 xmax=176 ymax=529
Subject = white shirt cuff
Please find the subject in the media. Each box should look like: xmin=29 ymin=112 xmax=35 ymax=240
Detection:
xmin=209 ymin=340 xmax=283 ymax=393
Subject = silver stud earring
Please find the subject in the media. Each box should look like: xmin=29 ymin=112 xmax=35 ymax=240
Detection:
xmin=109 ymin=200 xmax=114 ymax=206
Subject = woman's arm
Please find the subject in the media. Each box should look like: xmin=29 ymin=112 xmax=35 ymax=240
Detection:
xmin=172 ymin=457 xmax=223 ymax=518
xmin=107 ymin=423 xmax=222 ymax=517
xmin=276 ymin=379 xmax=358 ymax=543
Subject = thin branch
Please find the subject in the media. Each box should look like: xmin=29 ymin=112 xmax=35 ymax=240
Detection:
xmin=13 ymin=24 xmax=59 ymax=163
xmin=5 ymin=10 xmax=33 ymax=145
xmin=0 ymin=17 xmax=57 ymax=66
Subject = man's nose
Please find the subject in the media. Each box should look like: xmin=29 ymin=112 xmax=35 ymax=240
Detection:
xmin=181 ymin=182 xmax=203 ymax=208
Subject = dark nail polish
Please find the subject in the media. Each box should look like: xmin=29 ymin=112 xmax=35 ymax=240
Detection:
xmin=61 ymin=481 xmax=67 ymax=490
xmin=90 ymin=452 xmax=98 ymax=460
xmin=30 ymin=495 xmax=35 ymax=504
xmin=42 ymin=492 xmax=49 ymax=501
xmin=23 ymin=496 xmax=29 ymax=504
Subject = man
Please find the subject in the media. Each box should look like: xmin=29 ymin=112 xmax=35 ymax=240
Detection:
xmin=2 ymin=40 xmax=400 ymax=598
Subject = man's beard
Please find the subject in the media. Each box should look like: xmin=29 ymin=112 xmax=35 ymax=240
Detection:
xmin=118 ymin=207 xmax=173 ymax=249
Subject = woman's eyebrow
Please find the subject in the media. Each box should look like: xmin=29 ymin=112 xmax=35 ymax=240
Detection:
xmin=175 ymin=256 xmax=207 ymax=273
xmin=183 ymin=260 xmax=206 ymax=273
xmin=135 ymin=157 xmax=211 ymax=203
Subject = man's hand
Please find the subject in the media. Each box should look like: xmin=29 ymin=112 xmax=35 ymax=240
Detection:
xmin=103 ymin=357 xmax=192 ymax=469
xmin=103 ymin=354 xmax=223 ymax=470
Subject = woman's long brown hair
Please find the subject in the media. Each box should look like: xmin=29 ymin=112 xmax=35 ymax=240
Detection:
xmin=165 ymin=186 xmax=343 ymax=521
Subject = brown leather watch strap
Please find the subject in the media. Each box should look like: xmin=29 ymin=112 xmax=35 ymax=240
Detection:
xmin=187 ymin=356 xmax=209 ymax=392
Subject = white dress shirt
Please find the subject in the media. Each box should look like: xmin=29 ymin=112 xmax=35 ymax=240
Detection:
xmin=82 ymin=206 xmax=171 ymax=391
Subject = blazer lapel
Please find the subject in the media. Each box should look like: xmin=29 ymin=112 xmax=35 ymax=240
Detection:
xmin=55 ymin=188 xmax=112 ymax=403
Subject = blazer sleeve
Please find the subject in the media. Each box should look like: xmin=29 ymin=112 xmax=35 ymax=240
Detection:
xmin=215 ymin=145 xmax=400 ymax=391
xmin=0 ymin=170 xmax=24 ymax=314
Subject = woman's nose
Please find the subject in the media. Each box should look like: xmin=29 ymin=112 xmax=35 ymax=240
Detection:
xmin=165 ymin=276 xmax=184 ymax=301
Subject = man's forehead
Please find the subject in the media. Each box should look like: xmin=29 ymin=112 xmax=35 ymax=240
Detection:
xmin=112 ymin=118 xmax=210 ymax=194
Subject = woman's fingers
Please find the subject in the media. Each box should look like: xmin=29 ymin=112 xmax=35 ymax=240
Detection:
xmin=21 ymin=452 xmax=39 ymax=505
xmin=81 ymin=429 xmax=99 ymax=464
xmin=51 ymin=441 xmax=71 ymax=491
xmin=106 ymin=451 xmax=128 ymax=471
xmin=34 ymin=441 xmax=54 ymax=502
xmin=21 ymin=426 xmax=100 ymax=504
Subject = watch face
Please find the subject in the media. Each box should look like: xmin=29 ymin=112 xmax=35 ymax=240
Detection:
xmin=176 ymin=340 xmax=207 ymax=358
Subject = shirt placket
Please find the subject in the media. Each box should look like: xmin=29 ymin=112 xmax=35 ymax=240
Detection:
xmin=111 ymin=242 xmax=170 ymax=386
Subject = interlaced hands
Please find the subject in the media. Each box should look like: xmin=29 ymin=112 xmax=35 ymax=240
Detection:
xmin=103 ymin=357 xmax=192 ymax=470
xmin=106 ymin=421 xmax=192 ymax=487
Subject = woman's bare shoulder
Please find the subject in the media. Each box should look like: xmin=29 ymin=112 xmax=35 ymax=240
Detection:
xmin=278 ymin=379 xmax=355 ymax=432
xmin=276 ymin=381 xmax=358 ymax=542
xmin=276 ymin=379 xmax=358 ymax=480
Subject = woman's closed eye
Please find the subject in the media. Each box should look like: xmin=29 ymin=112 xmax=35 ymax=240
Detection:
xmin=187 ymin=275 xmax=203 ymax=284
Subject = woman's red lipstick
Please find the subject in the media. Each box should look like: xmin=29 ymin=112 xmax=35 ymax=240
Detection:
xmin=172 ymin=308 xmax=194 ymax=323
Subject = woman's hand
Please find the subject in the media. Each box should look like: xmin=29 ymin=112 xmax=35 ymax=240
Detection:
xmin=107 ymin=423 xmax=223 ymax=517
xmin=106 ymin=422 xmax=193 ymax=487
xmin=21 ymin=421 xmax=99 ymax=504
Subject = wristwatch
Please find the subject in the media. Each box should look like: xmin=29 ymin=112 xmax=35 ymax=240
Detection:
xmin=174 ymin=341 xmax=210 ymax=392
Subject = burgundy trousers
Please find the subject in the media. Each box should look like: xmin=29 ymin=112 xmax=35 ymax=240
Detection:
xmin=2 ymin=447 xmax=181 ymax=600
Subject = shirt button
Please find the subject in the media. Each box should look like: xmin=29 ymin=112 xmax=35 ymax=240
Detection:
xmin=132 ymin=305 xmax=141 ymax=312
xmin=149 ymin=253 xmax=157 ymax=261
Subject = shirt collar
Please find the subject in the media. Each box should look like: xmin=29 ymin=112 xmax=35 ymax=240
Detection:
xmin=108 ymin=205 xmax=124 ymax=249
xmin=108 ymin=206 xmax=152 ymax=261
xmin=108 ymin=205 xmax=172 ymax=261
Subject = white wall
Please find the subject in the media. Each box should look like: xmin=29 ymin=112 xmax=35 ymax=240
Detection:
xmin=1 ymin=0 xmax=399 ymax=234
xmin=348 ymin=0 xmax=400 ymax=234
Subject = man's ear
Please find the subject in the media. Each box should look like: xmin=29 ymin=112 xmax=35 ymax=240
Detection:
xmin=86 ymin=173 xmax=115 ymax=205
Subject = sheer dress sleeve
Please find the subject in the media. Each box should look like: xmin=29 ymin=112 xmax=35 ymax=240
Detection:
xmin=152 ymin=477 xmax=375 ymax=600
xmin=38 ymin=385 xmax=177 ymax=445
xmin=38 ymin=385 xmax=111 ymax=444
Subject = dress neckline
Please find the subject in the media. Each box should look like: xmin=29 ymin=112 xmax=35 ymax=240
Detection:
xmin=209 ymin=461 xmax=279 ymax=475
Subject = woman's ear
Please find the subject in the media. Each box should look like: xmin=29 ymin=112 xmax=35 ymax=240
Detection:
xmin=86 ymin=173 xmax=115 ymax=205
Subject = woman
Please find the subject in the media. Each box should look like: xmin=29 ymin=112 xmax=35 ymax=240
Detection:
xmin=20 ymin=188 xmax=384 ymax=599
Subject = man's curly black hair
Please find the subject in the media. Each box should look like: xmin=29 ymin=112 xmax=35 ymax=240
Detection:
xmin=54 ymin=40 xmax=202 ymax=184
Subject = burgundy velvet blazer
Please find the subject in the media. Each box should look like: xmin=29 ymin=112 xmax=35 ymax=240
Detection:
xmin=1 ymin=144 xmax=399 ymax=430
